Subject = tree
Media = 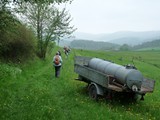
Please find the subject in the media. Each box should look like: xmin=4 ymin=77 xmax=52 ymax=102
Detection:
xmin=0 ymin=0 xmax=75 ymax=59
xmin=18 ymin=1 xmax=75 ymax=59
xmin=1 ymin=0 xmax=72 ymax=5
xmin=119 ymin=44 xmax=131 ymax=51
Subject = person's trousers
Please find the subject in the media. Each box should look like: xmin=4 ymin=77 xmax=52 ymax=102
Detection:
xmin=55 ymin=66 xmax=61 ymax=77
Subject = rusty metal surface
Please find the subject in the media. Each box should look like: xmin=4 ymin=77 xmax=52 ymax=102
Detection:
xmin=139 ymin=78 xmax=155 ymax=94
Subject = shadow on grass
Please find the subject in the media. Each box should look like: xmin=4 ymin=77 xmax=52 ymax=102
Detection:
xmin=77 ymin=86 xmax=140 ymax=105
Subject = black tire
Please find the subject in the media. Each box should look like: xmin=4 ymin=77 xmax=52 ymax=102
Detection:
xmin=89 ymin=85 xmax=98 ymax=100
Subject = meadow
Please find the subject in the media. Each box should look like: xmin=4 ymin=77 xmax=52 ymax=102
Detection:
xmin=0 ymin=47 xmax=160 ymax=120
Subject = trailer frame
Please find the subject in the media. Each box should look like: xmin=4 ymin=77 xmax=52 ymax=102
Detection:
xmin=74 ymin=56 xmax=155 ymax=100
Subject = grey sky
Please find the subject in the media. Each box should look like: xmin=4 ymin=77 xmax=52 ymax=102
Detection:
xmin=66 ymin=0 xmax=160 ymax=34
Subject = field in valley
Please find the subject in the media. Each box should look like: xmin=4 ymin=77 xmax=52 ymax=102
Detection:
xmin=0 ymin=47 xmax=160 ymax=120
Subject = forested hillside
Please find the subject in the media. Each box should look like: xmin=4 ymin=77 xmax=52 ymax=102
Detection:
xmin=133 ymin=39 xmax=160 ymax=50
xmin=73 ymin=31 xmax=160 ymax=45
xmin=69 ymin=39 xmax=160 ymax=51
xmin=70 ymin=40 xmax=120 ymax=50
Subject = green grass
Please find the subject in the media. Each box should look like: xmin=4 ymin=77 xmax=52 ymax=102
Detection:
xmin=0 ymin=48 xmax=160 ymax=120
xmin=136 ymin=47 xmax=160 ymax=51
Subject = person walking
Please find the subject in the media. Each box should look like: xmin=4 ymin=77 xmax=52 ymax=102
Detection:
xmin=53 ymin=52 xmax=62 ymax=78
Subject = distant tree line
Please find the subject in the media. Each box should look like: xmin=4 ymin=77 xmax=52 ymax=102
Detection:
xmin=70 ymin=40 xmax=120 ymax=51
xmin=132 ymin=39 xmax=160 ymax=50
xmin=120 ymin=39 xmax=160 ymax=51
xmin=70 ymin=39 xmax=160 ymax=51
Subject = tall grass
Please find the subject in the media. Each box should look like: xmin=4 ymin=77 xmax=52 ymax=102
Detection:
xmin=0 ymin=48 xmax=160 ymax=120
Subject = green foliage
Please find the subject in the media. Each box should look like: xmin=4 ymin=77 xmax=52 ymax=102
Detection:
xmin=0 ymin=10 xmax=16 ymax=36
xmin=47 ymin=41 xmax=55 ymax=55
xmin=136 ymin=47 xmax=160 ymax=51
xmin=0 ymin=10 xmax=36 ymax=62
xmin=0 ymin=0 xmax=72 ymax=5
xmin=119 ymin=44 xmax=131 ymax=51
xmin=18 ymin=1 xmax=75 ymax=59
xmin=133 ymin=39 xmax=160 ymax=50
xmin=0 ymin=0 xmax=10 ymax=9
xmin=70 ymin=40 xmax=119 ymax=51
xmin=0 ymin=48 xmax=159 ymax=120
xmin=1 ymin=0 xmax=74 ymax=60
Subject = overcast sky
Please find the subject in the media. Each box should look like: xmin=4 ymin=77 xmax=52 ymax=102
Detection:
xmin=65 ymin=0 xmax=160 ymax=34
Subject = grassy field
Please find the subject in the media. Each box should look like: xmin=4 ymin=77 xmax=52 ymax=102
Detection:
xmin=0 ymin=47 xmax=160 ymax=120
xmin=136 ymin=47 xmax=160 ymax=51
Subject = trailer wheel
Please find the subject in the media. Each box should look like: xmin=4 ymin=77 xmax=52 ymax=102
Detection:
xmin=89 ymin=84 xmax=98 ymax=100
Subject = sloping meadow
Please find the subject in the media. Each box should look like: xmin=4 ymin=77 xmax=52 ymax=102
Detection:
xmin=0 ymin=48 xmax=160 ymax=120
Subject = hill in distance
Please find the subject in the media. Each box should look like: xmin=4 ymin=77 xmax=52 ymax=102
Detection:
xmin=133 ymin=39 xmax=160 ymax=51
xmin=73 ymin=31 xmax=160 ymax=46
xmin=70 ymin=39 xmax=120 ymax=51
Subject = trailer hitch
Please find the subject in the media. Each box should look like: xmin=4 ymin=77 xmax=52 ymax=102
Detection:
xmin=140 ymin=94 xmax=145 ymax=101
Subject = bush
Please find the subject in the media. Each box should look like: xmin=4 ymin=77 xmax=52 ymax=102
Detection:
xmin=0 ymin=10 xmax=36 ymax=62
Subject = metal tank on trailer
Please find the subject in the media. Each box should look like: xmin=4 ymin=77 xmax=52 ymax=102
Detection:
xmin=88 ymin=58 xmax=143 ymax=91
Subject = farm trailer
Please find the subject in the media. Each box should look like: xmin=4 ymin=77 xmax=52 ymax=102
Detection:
xmin=74 ymin=56 xmax=155 ymax=100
